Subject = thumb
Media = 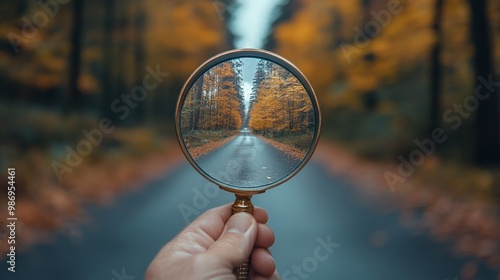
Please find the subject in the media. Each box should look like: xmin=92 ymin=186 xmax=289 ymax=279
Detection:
xmin=205 ymin=212 xmax=257 ymax=268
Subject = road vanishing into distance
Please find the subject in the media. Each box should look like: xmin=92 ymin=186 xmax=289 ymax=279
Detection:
xmin=1 ymin=147 xmax=498 ymax=280
xmin=195 ymin=129 xmax=302 ymax=189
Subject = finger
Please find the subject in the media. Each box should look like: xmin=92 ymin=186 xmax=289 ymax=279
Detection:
xmin=255 ymin=223 xmax=275 ymax=248
xmin=251 ymin=247 xmax=275 ymax=276
xmin=189 ymin=204 xmax=268 ymax=242
xmin=253 ymin=207 xmax=269 ymax=224
xmin=253 ymin=271 xmax=280 ymax=280
xmin=185 ymin=204 xmax=233 ymax=241
xmin=204 ymin=212 xmax=258 ymax=268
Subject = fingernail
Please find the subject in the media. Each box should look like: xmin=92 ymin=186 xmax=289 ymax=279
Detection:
xmin=227 ymin=213 xmax=252 ymax=233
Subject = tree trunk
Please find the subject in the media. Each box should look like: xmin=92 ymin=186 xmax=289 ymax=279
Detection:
xmin=360 ymin=0 xmax=386 ymax=40
xmin=67 ymin=0 xmax=85 ymax=111
xmin=115 ymin=1 xmax=128 ymax=125
xmin=193 ymin=77 xmax=204 ymax=131
xmin=429 ymin=0 xmax=444 ymax=137
xmin=469 ymin=0 xmax=500 ymax=166
xmin=133 ymin=0 xmax=147 ymax=123
xmin=17 ymin=0 xmax=28 ymax=17
xmin=101 ymin=0 xmax=116 ymax=120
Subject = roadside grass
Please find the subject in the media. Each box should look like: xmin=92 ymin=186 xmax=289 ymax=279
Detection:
xmin=0 ymin=104 xmax=182 ymax=255
xmin=273 ymin=133 xmax=314 ymax=153
xmin=411 ymin=159 xmax=500 ymax=203
xmin=183 ymin=130 xmax=240 ymax=149
xmin=182 ymin=130 xmax=240 ymax=159
xmin=314 ymin=140 xmax=500 ymax=275
xmin=255 ymin=132 xmax=314 ymax=159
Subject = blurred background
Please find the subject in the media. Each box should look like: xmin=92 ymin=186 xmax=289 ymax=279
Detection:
xmin=0 ymin=0 xmax=499 ymax=279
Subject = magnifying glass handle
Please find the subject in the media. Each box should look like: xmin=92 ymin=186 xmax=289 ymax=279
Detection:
xmin=232 ymin=194 xmax=254 ymax=280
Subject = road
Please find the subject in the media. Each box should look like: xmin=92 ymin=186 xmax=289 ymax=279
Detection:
xmin=195 ymin=129 xmax=302 ymax=189
xmin=1 ymin=159 xmax=497 ymax=279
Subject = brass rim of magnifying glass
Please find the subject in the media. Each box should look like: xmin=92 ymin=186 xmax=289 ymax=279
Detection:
xmin=175 ymin=48 xmax=322 ymax=195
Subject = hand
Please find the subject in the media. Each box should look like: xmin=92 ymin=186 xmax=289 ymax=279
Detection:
xmin=145 ymin=204 xmax=280 ymax=280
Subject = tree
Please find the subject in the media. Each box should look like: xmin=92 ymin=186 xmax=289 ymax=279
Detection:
xmin=67 ymin=0 xmax=85 ymax=111
xmin=114 ymin=0 xmax=130 ymax=125
xmin=132 ymin=0 xmax=147 ymax=123
xmin=192 ymin=75 xmax=204 ymax=130
xmin=249 ymin=60 xmax=312 ymax=137
xmin=429 ymin=0 xmax=444 ymax=137
xmin=469 ymin=0 xmax=500 ymax=165
xmin=101 ymin=0 xmax=116 ymax=120
xmin=251 ymin=60 xmax=267 ymax=109
xmin=181 ymin=60 xmax=244 ymax=132
xmin=16 ymin=0 xmax=28 ymax=17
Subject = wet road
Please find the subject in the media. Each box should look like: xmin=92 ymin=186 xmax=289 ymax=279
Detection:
xmin=196 ymin=129 xmax=302 ymax=188
xmin=1 ymin=160 xmax=497 ymax=280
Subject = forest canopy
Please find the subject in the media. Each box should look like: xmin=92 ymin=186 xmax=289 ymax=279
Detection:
xmin=180 ymin=57 xmax=316 ymax=156
xmin=249 ymin=59 xmax=314 ymax=138
xmin=181 ymin=59 xmax=245 ymax=133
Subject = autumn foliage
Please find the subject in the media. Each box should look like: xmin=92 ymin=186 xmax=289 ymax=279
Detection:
xmin=180 ymin=58 xmax=315 ymax=155
xmin=181 ymin=60 xmax=244 ymax=133
xmin=267 ymin=0 xmax=500 ymax=164
xmin=249 ymin=60 xmax=313 ymax=138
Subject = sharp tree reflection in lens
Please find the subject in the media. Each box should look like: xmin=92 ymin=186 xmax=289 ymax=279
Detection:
xmin=175 ymin=49 xmax=321 ymax=279
xmin=180 ymin=56 xmax=315 ymax=189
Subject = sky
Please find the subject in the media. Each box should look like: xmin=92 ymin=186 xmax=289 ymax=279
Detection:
xmin=229 ymin=0 xmax=288 ymax=114
xmin=229 ymin=0 xmax=286 ymax=49
xmin=240 ymin=58 xmax=258 ymax=113
xmin=229 ymin=0 xmax=285 ymax=113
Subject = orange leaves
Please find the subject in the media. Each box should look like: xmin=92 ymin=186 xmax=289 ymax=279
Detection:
xmin=269 ymin=0 xmax=445 ymax=112
xmin=248 ymin=60 xmax=312 ymax=135
xmin=145 ymin=0 xmax=229 ymax=79
xmin=182 ymin=60 xmax=244 ymax=133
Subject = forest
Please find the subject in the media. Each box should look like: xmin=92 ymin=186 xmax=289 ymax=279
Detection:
xmin=181 ymin=57 xmax=315 ymax=157
xmin=248 ymin=59 xmax=314 ymax=154
xmin=181 ymin=59 xmax=244 ymax=153
xmin=1 ymin=0 xmax=499 ymax=185
xmin=0 ymin=0 xmax=500 ymax=275
xmin=184 ymin=60 xmax=244 ymax=132
xmin=267 ymin=0 xmax=500 ymax=168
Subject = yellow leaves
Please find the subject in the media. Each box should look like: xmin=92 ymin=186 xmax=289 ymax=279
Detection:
xmin=144 ymin=0 xmax=230 ymax=81
xmin=271 ymin=0 xmax=463 ymax=112
xmin=167 ymin=4 xmax=223 ymax=53
xmin=441 ymin=0 xmax=473 ymax=65
xmin=78 ymin=72 xmax=100 ymax=94
xmin=272 ymin=2 xmax=340 ymax=90
xmin=249 ymin=61 xmax=312 ymax=134
xmin=182 ymin=60 xmax=244 ymax=133
xmin=377 ymin=100 xmax=397 ymax=115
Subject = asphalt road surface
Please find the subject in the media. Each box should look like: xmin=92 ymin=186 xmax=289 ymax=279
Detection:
xmin=1 ymin=160 xmax=497 ymax=280
xmin=195 ymin=129 xmax=302 ymax=189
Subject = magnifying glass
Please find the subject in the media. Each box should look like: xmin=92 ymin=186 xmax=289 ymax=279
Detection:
xmin=175 ymin=49 xmax=321 ymax=279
